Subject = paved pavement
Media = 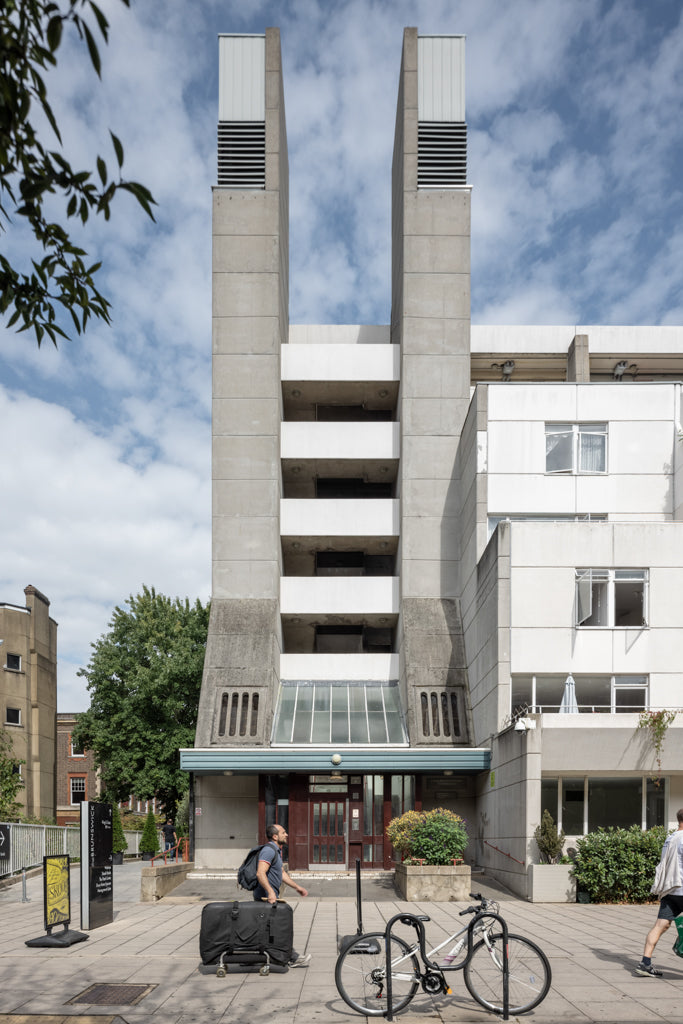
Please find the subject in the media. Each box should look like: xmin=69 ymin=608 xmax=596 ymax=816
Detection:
xmin=1 ymin=861 xmax=682 ymax=1024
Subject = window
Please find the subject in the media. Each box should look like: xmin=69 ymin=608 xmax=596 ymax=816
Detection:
xmin=5 ymin=653 xmax=21 ymax=671
xmin=513 ymin=674 xmax=648 ymax=713
xmin=5 ymin=707 xmax=21 ymax=726
xmin=70 ymin=735 xmax=85 ymax=757
xmin=543 ymin=776 xmax=664 ymax=834
xmin=70 ymin=776 xmax=86 ymax=804
xmin=576 ymin=569 xmax=648 ymax=627
xmin=545 ymin=423 xmax=607 ymax=474
xmin=272 ymin=682 xmax=407 ymax=745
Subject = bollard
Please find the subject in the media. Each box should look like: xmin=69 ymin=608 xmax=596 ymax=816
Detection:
xmin=22 ymin=867 xmax=31 ymax=903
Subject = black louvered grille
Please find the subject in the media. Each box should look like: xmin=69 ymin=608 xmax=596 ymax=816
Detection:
xmin=418 ymin=122 xmax=467 ymax=187
xmin=217 ymin=121 xmax=265 ymax=187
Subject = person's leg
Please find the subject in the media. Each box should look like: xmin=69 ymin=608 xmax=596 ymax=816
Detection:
xmin=643 ymin=918 xmax=671 ymax=959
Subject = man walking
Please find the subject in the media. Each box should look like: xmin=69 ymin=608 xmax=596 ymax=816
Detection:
xmin=636 ymin=808 xmax=683 ymax=977
xmin=254 ymin=823 xmax=311 ymax=967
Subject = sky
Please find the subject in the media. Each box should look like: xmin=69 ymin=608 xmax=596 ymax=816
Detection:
xmin=2 ymin=0 xmax=683 ymax=712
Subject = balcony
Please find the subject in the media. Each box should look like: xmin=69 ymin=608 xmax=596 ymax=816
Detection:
xmin=281 ymin=421 xmax=399 ymax=461
xmin=280 ymin=652 xmax=399 ymax=681
xmin=280 ymin=498 xmax=399 ymax=538
xmin=280 ymin=576 xmax=399 ymax=616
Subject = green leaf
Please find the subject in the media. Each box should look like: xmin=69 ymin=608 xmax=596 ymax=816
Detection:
xmin=82 ymin=22 xmax=102 ymax=78
xmin=46 ymin=16 xmax=63 ymax=53
xmin=110 ymin=131 xmax=124 ymax=168
xmin=97 ymin=156 xmax=107 ymax=185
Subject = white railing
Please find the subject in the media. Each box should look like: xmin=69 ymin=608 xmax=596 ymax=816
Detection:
xmin=0 ymin=822 xmax=146 ymax=877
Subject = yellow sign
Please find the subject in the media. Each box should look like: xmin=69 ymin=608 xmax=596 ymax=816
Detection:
xmin=45 ymin=855 xmax=70 ymax=927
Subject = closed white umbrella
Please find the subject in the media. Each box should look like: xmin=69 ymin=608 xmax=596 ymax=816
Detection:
xmin=559 ymin=674 xmax=579 ymax=714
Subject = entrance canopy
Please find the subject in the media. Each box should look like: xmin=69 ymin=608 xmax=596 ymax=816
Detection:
xmin=273 ymin=681 xmax=407 ymax=745
xmin=180 ymin=746 xmax=490 ymax=773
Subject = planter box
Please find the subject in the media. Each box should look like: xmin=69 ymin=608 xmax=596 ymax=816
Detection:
xmin=141 ymin=861 xmax=194 ymax=902
xmin=395 ymin=863 xmax=471 ymax=902
xmin=528 ymin=864 xmax=576 ymax=903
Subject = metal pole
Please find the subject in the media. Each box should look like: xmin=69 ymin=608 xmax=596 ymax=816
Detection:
xmin=21 ymin=867 xmax=30 ymax=902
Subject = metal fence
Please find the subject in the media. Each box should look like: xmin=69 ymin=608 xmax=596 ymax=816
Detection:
xmin=0 ymin=822 xmax=148 ymax=877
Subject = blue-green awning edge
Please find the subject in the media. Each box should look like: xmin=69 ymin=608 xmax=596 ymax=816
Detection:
xmin=180 ymin=746 xmax=491 ymax=773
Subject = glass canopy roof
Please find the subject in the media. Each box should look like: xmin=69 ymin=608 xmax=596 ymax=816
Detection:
xmin=272 ymin=681 xmax=408 ymax=746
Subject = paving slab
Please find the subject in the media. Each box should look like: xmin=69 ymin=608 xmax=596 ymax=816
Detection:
xmin=2 ymin=862 xmax=683 ymax=1023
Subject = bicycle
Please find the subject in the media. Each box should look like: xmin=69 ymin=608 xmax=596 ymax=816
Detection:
xmin=335 ymin=892 xmax=551 ymax=1017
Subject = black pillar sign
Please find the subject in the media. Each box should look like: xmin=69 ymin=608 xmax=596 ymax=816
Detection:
xmin=80 ymin=801 xmax=113 ymax=929
xmin=0 ymin=824 xmax=9 ymax=861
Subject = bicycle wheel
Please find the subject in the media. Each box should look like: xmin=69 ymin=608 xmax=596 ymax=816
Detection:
xmin=335 ymin=932 xmax=420 ymax=1017
xmin=464 ymin=932 xmax=551 ymax=1014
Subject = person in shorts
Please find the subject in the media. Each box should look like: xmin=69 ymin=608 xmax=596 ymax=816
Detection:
xmin=636 ymin=808 xmax=683 ymax=977
xmin=254 ymin=823 xmax=311 ymax=967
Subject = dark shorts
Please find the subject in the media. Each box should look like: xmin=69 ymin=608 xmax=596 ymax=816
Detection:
xmin=657 ymin=895 xmax=683 ymax=921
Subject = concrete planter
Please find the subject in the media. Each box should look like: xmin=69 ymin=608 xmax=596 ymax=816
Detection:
xmin=527 ymin=863 xmax=576 ymax=903
xmin=395 ymin=862 xmax=471 ymax=902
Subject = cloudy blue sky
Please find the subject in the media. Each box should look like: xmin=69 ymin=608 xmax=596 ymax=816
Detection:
xmin=2 ymin=0 xmax=682 ymax=712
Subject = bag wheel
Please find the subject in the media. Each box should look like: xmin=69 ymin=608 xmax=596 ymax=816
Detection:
xmin=259 ymin=964 xmax=270 ymax=976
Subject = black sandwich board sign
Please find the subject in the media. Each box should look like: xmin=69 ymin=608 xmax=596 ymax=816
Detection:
xmin=80 ymin=801 xmax=113 ymax=929
xmin=0 ymin=823 xmax=9 ymax=863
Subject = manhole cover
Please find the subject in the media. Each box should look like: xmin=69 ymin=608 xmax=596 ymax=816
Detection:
xmin=69 ymin=983 xmax=157 ymax=1006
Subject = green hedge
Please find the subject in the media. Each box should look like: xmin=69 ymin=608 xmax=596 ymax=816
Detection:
xmin=572 ymin=825 xmax=670 ymax=903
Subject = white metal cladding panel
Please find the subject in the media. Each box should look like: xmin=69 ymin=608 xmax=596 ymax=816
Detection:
xmin=418 ymin=36 xmax=465 ymax=121
xmin=218 ymin=35 xmax=265 ymax=121
xmin=281 ymin=344 xmax=399 ymax=382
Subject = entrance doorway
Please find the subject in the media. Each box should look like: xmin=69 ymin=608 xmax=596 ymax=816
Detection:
xmin=309 ymin=793 xmax=347 ymax=868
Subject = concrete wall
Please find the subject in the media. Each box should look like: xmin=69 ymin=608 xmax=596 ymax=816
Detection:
xmin=193 ymin=773 xmax=259 ymax=870
xmin=474 ymin=724 xmax=542 ymax=899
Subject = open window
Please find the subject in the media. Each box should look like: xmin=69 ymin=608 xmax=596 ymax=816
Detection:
xmin=576 ymin=569 xmax=647 ymax=627
xmin=546 ymin=423 xmax=607 ymax=474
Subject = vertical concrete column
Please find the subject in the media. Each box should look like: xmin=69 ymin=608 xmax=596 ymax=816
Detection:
xmin=392 ymin=29 xmax=472 ymax=744
xmin=567 ymin=333 xmax=590 ymax=382
xmin=24 ymin=585 xmax=57 ymax=820
xmin=196 ymin=29 xmax=288 ymax=748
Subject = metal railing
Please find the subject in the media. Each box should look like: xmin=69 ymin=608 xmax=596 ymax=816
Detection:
xmin=0 ymin=822 xmax=153 ymax=877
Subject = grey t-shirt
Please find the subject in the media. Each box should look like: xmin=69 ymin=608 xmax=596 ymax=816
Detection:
xmin=253 ymin=842 xmax=282 ymax=899
xmin=661 ymin=832 xmax=683 ymax=897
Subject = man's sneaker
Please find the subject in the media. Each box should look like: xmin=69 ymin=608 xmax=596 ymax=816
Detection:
xmin=635 ymin=961 xmax=662 ymax=977
xmin=288 ymin=953 xmax=311 ymax=968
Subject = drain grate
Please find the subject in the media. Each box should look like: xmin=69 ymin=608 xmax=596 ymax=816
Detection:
xmin=69 ymin=982 xmax=157 ymax=1006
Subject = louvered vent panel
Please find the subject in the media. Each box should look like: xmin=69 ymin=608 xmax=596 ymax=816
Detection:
xmin=418 ymin=122 xmax=467 ymax=187
xmin=217 ymin=122 xmax=265 ymax=187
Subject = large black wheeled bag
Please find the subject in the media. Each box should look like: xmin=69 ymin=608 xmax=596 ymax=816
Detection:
xmin=199 ymin=900 xmax=293 ymax=966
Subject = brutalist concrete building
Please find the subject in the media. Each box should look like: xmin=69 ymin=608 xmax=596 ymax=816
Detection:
xmin=182 ymin=28 xmax=683 ymax=897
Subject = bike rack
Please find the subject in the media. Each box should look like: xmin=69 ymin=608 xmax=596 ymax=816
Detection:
xmin=383 ymin=910 xmax=511 ymax=1021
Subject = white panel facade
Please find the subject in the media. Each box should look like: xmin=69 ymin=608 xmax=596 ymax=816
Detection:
xmin=280 ymin=498 xmax=399 ymax=537
xmin=417 ymin=36 xmax=466 ymax=121
xmin=281 ymin=344 xmax=399 ymax=382
xmin=280 ymin=576 xmax=399 ymax=615
xmin=280 ymin=653 xmax=399 ymax=681
xmin=281 ymin=422 xmax=399 ymax=460
xmin=218 ymin=35 xmax=265 ymax=121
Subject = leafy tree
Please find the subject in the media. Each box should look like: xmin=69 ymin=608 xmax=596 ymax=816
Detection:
xmin=0 ymin=0 xmax=156 ymax=347
xmin=72 ymin=586 xmax=209 ymax=816
xmin=0 ymin=726 xmax=25 ymax=820
xmin=534 ymin=809 xmax=566 ymax=864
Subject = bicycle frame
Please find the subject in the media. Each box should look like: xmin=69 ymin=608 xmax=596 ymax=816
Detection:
xmin=384 ymin=910 xmax=511 ymax=1022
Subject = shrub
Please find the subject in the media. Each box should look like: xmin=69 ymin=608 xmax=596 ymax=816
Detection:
xmin=534 ymin=810 xmax=565 ymax=864
xmin=386 ymin=808 xmax=468 ymax=865
xmin=175 ymin=790 xmax=190 ymax=838
xmin=140 ymin=806 xmax=160 ymax=855
xmin=572 ymin=825 xmax=670 ymax=903
xmin=111 ymin=802 xmax=128 ymax=854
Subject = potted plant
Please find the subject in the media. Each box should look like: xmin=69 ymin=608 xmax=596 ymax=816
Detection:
xmin=528 ymin=811 xmax=575 ymax=902
xmin=140 ymin=806 xmax=160 ymax=861
xmin=111 ymin=802 xmax=128 ymax=864
xmin=387 ymin=808 xmax=471 ymax=901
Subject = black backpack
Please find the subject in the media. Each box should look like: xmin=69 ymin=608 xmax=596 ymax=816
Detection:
xmin=237 ymin=842 xmax=274 ymax=891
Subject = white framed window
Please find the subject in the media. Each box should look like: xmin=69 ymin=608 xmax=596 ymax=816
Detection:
xmin=545 ymin=423 xmax=607 ymax=474
xmin=70 ymin=776 xmax=86 ymax=804
xmin=576 ymin=568 xmax=648 ymax=627
xmin=5 ymin=653 xmax=21 ymax=671
xmin=70 ymin=735 xmax=85 ymax=758
xmin=5 ymin=707 xmax=21 ymax=726
xmin=513 ymin=674 xmax=649 ymax=714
